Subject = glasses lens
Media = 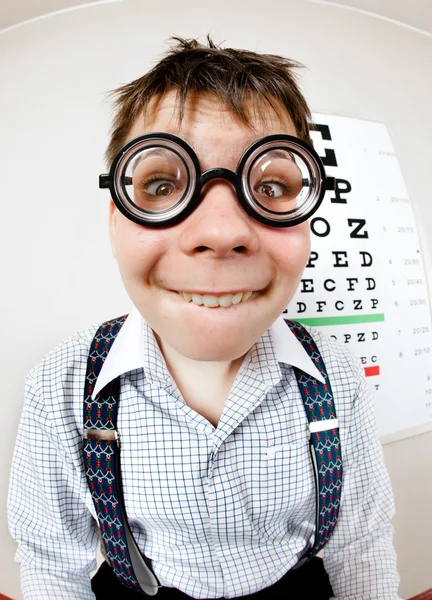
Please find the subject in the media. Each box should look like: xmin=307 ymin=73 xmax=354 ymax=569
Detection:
xmin=122 ymin=146 xmax=189 ymax=212
xmin=248 ymin=149 xmax=313 ymax=214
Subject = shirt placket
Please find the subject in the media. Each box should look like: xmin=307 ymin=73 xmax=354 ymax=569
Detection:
xmin=204 ymin=369 xmax=275 ymax=597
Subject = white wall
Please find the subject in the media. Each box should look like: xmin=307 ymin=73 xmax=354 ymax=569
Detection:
xmin=1 ymin=0 xmax=431 ymax=598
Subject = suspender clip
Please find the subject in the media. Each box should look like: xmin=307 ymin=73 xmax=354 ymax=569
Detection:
xmin=84 ymin=428 xmax=121 ymax=447
xmin=309 ymin=418 xmax=339 ymax=436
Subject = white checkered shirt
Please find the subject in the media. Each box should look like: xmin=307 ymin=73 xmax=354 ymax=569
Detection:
xmin=8 ymin=307 xmax=401 ymax=599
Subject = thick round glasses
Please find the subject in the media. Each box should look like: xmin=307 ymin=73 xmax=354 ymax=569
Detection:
xmin=99 ymin=133 xmax=334 ymax=228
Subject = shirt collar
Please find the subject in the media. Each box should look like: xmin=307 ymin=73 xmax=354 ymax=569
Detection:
xmin=91 ymin=307 xmax=324 ymax=400
xmin=270 ymin=314 xmax=325 ymax=383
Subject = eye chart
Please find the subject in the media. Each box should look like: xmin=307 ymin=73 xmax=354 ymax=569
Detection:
xmin=284 ymin=114 xmax=432 ymax=441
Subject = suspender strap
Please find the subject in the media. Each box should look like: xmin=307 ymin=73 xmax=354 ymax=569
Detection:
xmin=83 ymin=315 xmax=159 ymax=596
xmin=286 ymin=320 xmax=342 ymax=561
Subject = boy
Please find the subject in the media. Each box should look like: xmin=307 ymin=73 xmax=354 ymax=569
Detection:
xmin=8 ymin=37 xmax=401 ymax=599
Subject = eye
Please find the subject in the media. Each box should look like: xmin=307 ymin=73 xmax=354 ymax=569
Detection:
xmin=145 ymin=178 xmax=175 ymax=197
xmin=257 ymin=181 xmax=289 ymax=199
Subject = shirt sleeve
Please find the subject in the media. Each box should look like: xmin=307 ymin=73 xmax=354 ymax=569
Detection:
xmin=322 ymin=359 xmax=402 ymax=599
xmin=7 ymin=373 xmax=99 ymax=600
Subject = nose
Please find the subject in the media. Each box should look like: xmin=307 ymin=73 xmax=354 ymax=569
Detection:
xmin=178 ymin=180 xmax=260 ymax=258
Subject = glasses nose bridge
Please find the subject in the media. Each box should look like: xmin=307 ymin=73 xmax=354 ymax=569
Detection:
xmin=199 ymin=167 xmax=239 ymax=192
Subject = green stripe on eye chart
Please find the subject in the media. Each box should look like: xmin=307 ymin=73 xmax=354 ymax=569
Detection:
xmin=291 ymin=314 xmax=385 ymax=327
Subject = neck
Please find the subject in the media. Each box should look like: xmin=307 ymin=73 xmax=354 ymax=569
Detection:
xmin=153 ymin=334 xmax=248 ymax=428
xmin=155 ymin=332 xmax=246 ymax=388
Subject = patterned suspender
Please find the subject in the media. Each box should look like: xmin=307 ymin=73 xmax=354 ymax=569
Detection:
xmin=287 ymin=320 xmax=342 ymax=566
xmin=83 ymin=316 xmax=342 ymax=595
xmin=83 ymin=316 xmax=159 ymax=595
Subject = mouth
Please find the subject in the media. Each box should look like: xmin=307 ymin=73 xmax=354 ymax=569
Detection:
xmin=176 ymin=290 xmax=255 ymax=308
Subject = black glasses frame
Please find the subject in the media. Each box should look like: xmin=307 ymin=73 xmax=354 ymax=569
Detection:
xmin=99 ymin=132 xmax=334 ymax=228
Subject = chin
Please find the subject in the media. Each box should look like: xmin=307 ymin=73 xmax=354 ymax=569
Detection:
xmin=137 ymin=291 xmax=287 ymax=362
xmin=169 ymin=334 xmax=252 ymax=363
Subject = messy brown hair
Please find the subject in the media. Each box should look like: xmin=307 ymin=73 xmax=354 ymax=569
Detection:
xmin=105 ymin=36 xmax=312 ymax=166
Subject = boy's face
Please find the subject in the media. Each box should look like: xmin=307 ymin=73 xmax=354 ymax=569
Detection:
xmin=109 ymin=91 xmax=311 ymax=362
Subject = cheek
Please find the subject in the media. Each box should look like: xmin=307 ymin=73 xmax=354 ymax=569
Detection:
xmin=265 ymin=223 xmax=311 ymax=276
xmin=113 ymin=219 xmax=170 ymax=276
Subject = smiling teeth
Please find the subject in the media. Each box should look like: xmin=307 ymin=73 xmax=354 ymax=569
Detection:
xmin=181 ymin=291 xmax=253 ymax=307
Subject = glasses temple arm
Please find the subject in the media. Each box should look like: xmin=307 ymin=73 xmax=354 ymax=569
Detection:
xmin=99 ymin=174 xmax=133 ymax=188
xmin=301 ymin=176 xmax=335 ymax=190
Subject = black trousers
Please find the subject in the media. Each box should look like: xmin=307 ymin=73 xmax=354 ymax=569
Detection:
xmin=92 ymin=558 xmax=333 ymax=600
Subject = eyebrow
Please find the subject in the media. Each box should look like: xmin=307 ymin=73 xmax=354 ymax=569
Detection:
xmin=130 ymin=147 xmax=173 ymax=172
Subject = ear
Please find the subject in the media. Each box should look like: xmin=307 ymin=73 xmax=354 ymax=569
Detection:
xmin=108 ymin=199 xmax=117 ymax=260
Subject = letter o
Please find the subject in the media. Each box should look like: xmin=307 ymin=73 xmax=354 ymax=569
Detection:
xmin=310 ymin=217 xmax=331 ymax=238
